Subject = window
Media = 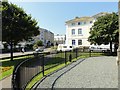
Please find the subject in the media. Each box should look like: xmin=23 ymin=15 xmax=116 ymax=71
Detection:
xmin=90 ymin=21 xmax=93 ymax=23
xmin=71 ymin=23 xmax=75 ymax=26
xmin=78 ymin=22 xmax=81 ymax=25
xmin=78 ymin=40 xmax=82 ymax=45
xmin=78 ymin=28 xmax=82 ymax=35
xmin=72 ymin=29 xmax=75 ymax=35
xmin=72 ymin=40 xmax=75 ymax=45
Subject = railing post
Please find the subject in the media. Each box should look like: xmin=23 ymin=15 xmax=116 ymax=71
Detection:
xmin=76 ymin=48 xmax=78 ymax=59
xmin=42 ymin=55 xmax=44 ymax=76
xmin=12 ymin=53 xmax=44 ymax=90
xmin=69 ymin=50 xmax=72 ymax=62
xmin=89 ymin=50 xmax=91 ymax=57
xmin=65 ymin=51 xmax=67 ymax=64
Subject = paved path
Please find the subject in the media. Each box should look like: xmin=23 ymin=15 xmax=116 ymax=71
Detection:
xmin=0 ymin=51 xmax=34 ymax=89
xmin=0 ymin=51 xmax=33 ymax=58
xmin=0 ymin=75 xmax=12 ymax=89
xmin=1 ymin=48 xmax=53 ymax=58
xmin=35 ymin=56 xmax=118 ymax=89
xmin=34 ymin=58 xmax=85 ymax=89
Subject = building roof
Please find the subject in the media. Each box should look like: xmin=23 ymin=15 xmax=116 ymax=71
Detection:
xmin=92 ymin=12 xmax=109 ymax=18
xmin=65 ymin=16 xmax=94 ymax=24
xmin=39 ymin=28 xmax=54 ymax=35
xmin=65 ymin=12 xmax=109 ymax=24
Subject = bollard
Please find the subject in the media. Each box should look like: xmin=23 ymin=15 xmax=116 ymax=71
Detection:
xmin=89 ymin=50 xmax=91 ymax=57
xmin=76 ymin=48 xmax=78 ymax=58
xmin=69 ymin=54 xmax=72 ymax=62
xmin=65 ymin=51 xmax=67 ymax=64
xmin=69 ymin=50 xmax=72 ymax=62
xmin=42 ymin=55 xmax=44 ymax=76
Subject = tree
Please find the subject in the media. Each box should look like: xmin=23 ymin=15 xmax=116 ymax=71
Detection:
xmin=33 ymin=44 xmax=38 ymax=50
xmin=88 ymin=12 xmax=119 ymax=53
xmin=33 ymin=40 xmax=43 ymax=50
xmin=2 ymin=2 xmax=39 ymax=61
xmin=35 ymin=40 xmax=43 ymax=46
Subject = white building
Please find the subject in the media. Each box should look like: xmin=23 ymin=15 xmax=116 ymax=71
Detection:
xmin=34 ymin=28 xmax=54 ymax=46
xmin=54 ymin=34 xmax=66 ymax=45
xmin=65 ymin=12 xmax=109 ymax=48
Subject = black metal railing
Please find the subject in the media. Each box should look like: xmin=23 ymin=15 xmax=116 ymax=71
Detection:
xmin=12 ymin=48 xmax=106 ymax=90
xmin=12 ymin=53 xmax=43 ymax=90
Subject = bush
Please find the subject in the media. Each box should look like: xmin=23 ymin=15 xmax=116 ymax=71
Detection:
xmin=25 ymin=44 xmax=33 ymax=51
xmin=33 ymin=44 xmax=38 ymax=50
xmin=33 ymin=40 xmax=43 ymax=50
xmin=36 ymin=40 xmax=43 ymax=46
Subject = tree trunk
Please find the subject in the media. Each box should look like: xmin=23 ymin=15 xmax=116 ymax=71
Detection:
xmin=110 ymin=41 xmax=112 ymax=55
xmin=10 ymin=41 xmax=13 ymax=61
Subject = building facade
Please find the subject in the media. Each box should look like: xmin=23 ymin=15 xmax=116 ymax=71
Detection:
xmin=65 ymin=12 xmax=108 ymax=48
xmin=54 ymin=34 xmax=66 ymax=45
xmin=34 ymin=28 xmax=54 ymax=46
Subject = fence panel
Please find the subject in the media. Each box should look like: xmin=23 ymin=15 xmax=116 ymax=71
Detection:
xmin=12 ymin=53 xmax=43 ymax=90
xmin=12 ymin=50 xmax=83 ymax=90
xmin=44 ymin=52 xmax=65 ymax=71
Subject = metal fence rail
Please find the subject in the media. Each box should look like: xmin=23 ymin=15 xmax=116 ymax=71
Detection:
xmin=12 ymin=53 xmax=43 ymax=90
xmin=12 ymin=48 xmax=106 ymax=90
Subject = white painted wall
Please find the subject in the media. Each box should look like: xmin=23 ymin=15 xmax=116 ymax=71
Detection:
xmin=39 ymin=28 xmax=54 ymax=46
xmin=66 ymin=20 xmax=95 ymax=47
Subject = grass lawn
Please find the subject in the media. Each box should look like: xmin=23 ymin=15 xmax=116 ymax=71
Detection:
xmin=0 ymin=55 xmax=33 ymax=80
xmin=25 ymin=52 xmax=104 ymax=89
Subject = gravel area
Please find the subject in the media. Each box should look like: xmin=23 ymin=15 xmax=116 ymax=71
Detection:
xmin=34 ymin=58 xmax=85 ymax=89
xmin=35 ymin=56 xmax=118 ymax=89
xmin=54 ymin=56 xmax=118 ymax=88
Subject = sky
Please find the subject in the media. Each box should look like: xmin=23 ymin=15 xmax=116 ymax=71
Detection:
xmin=10 ymin=2 xmax=118 ymax=35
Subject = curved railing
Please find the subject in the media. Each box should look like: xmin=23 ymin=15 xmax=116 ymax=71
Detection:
xmin=12 ymin=48 xmax=96 ymax=90
xmin=12 ymin=53 xmax=44 ymax=90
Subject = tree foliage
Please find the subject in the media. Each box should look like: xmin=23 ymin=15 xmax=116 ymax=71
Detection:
xmin=2 ymin=2 xmax=40 ymax=60
xmin=2 ymin=2 xmax=39 ymax=44
xmin=35 ymin=40 xmax=43 ymax=46
xmin=33 ymin=40 xmax=43 ymax=50
xmin=88 ymin=12 xmax=119 ymax=52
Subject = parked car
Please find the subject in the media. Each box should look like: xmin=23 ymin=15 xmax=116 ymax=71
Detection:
xmin=89 ymin=46 xmax=110 ymax=52
xmin=34 ymin=47 xmax=44 ymax=53
xmin=57 ymin=44 xmax=73 ymax=51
